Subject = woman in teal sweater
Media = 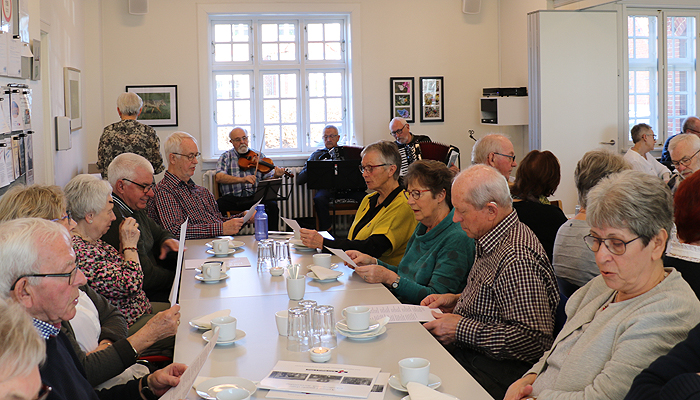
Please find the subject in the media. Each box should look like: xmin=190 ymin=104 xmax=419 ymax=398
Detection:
xmin=347 ymin=160 xmax=475 ymax=304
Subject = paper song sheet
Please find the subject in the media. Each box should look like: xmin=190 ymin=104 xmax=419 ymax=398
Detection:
xmin=242 ymin=199 xmax=262 ymax=224
xmin=326 ymin=247 xmax=357 ymax=269
xmin=160 ymin=327 xmax=219 ymax=400
xmin=367 ymin=304 xmax=441 ymax=323
xmin=281 ymin=216 xmax=301 ymax=233
xmin=265 ymin=372 xmax=390 ymax=400
xmin=169 ymin=218 xmax=187 ymax=306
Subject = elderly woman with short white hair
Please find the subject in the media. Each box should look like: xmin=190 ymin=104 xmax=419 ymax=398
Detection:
xmin=505 ymin=170 xmax=700 ymax=400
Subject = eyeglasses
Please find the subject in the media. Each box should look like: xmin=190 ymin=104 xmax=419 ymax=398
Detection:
xmin=231 ymin=136 xmax=249 ymax=143
xmin=671 ymin=148 xmax=700 ymax=167
xmin=50 ymin=211 xmax=72 ymax=223
xmin=37 ymin=384 xmax=52 ymax=400
xmin=583 ymin=234 xmax=642 ymax=256
xmin=322 ymin=134 xmax=339 ymax=140
xmin=173 ymin=152 xmax=201 ymax=161
xmin=403 ymin=189 xmax=431 ymax=200
xmin=123 ymin=178 xmax=155 ymax=193
xmin=359 ymin=163 xmax=388 ymax=173
xmin=10 ymin=266 xmax=80 ymax=291
xmin=390 ymin=125 xmax=406 ymax=137
xmin=494 ymin=153 xmax=516 ymax=162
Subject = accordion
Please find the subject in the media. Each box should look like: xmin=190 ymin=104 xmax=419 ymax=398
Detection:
xmin=412 ymin=142 xmax=461 ymax=168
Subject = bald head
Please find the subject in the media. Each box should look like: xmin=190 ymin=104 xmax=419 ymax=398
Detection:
xmin=229 ymin=127 xmax=249 ymax=154
xmin=683 ymin=117 xmax=700 ymax=136
xmin=471 ymin=134 xmax=517 ymax=178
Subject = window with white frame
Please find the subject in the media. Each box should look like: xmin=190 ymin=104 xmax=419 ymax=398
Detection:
xmin=211 ymin=16 xmax=350 ymax=156
xmin=627 ymin=10 xmax=697 ymax=146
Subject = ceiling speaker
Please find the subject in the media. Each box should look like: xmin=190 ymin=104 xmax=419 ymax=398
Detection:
xmin=129 ymin=0 xmax=148 ymax=15
xmin=463 ymin=0 xmax=481 ymax=14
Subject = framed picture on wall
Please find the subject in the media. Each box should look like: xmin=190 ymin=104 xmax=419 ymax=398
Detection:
xmin=419 ymin=76 xmax=444 ymax=122
xmin=126 ymin=85 xmax=178 ymax=127
xmin=389 ymin=77 xmax=414 ymax=123
xmin=64 ymin=67 xmax=82 ymax=130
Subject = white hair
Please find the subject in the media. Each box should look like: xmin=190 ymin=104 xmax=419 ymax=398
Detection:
xmin=389 ymin=117 xmax=406 ymax=129
xmin=64 ymin=174 xmax=113 ymax=221
xmin=471 ymin=134 xmax=510 ymax=165
xmin=164 ymin=132 xmax=198 ymax=166
xmin=457 ymin=164 xmax=512 ymax=209
xmin=117 ymin=92 xmax=143 ymax=116
xmin=0 ymin=299 xmax=45 ymax=381
xmin=669 ymin=133 xmax=700 ymax=154
xmin=107 ymin=153 xmax=154 ymax=188
xmin=0 ymin=218 xmax=71 ymax=298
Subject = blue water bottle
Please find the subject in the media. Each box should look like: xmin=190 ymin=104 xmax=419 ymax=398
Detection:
xmin=254 ymin=204 xmax=268 ymax=241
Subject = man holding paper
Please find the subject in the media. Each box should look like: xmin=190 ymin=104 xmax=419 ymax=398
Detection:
xmin=149 ymin=132 xmax=246 ymax=239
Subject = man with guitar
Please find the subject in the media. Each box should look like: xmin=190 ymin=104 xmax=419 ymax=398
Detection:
xmin=215 ymin=127 xmax=286 ymax=230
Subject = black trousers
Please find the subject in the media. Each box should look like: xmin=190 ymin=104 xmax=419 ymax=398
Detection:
xmin=216 ymin=194 xmax=279 ymax=231
xmin=446 ymin=345 xmax=533 ymax=400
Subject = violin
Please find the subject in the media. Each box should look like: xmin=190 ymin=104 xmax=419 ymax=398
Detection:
xmin=237 ymin=150 xmax=293 ymax=178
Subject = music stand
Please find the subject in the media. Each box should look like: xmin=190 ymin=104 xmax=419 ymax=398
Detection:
xmin=251 ymin=178 xmax=288 ymax=202
xmin=307 ymin=160 xmax=367 ymax=234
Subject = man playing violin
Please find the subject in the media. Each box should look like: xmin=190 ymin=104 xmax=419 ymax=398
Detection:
xmin=215 ymin=127 xmax=286 ymax=230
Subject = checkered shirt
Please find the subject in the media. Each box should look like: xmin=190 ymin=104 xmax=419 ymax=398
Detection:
xmin=148 ymin=171 xmax=229 ymax=239
xmin=453 ymin=210 xmax=559 ymax=363
xmin=216 ymin=149 xmax=274 ymax=197
xmin=33 ymin=318 xmax=60 ymax=340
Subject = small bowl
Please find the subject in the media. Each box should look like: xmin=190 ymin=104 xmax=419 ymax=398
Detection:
xmin=270 ymin=267 xmax=285 ymax=276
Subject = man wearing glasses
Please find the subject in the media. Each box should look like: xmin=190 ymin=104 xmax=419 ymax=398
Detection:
xmin=667 ymin=133 xmax=700 ymax=194
xmin=297 ymin=125 xmax=367 ymax=231
xmin=471 ymin=134 xmax=518 ymax=180
xmin=103 ymin=153 xmax=179 ymax=303
xmin=215 ymin=127 xmax=286 ymax=230
xmin=389 ymin=117 xmax=432 ymax=179
xmin=661 ymin=116 xmax=700 ymax=169
xmin=1 ymin=218 xmax=186 ymax=400
xmin=623 ymin=123 xmax=670 ymax=182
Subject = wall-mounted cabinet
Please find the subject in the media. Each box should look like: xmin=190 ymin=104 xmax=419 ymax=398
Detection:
xmin=480 ymin=96 xmax=528 ymax=125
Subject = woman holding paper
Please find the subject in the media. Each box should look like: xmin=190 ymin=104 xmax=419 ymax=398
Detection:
xmin=346 ymin=160 xmax=475 ymax=304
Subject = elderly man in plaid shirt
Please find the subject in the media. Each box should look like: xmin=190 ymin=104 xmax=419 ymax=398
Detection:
xmin=421 ymin=164 xmax=559 ymax=399
xmin=148 ymin=132 xmax=245 ymax=239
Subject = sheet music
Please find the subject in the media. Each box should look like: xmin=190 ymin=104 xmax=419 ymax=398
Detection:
xmin=160 ymin=327 xmax=219 ymax=400
xmin=169 ymin=218 xmax=188 ymax=306
xmin=241 ymin=199 xmax=262 ymax=224
xmin=326 ymin=247 xmax=357 ymax=269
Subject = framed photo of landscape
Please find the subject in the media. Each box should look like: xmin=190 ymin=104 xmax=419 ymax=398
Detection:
xmin=126 ymin=85 xmax=178 ymax=126
xmin=419 ymin=76 xmax=444 ymax=122
xmin=390 ymin=77 xmax=414 ymax=123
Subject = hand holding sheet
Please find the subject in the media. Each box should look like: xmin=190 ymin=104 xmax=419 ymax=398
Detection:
xmin=326 ymin=247 xmax=358 ymax=269
xmin=281 ymin=216 xmax=301 ymax=233
xmin=241 ymin=200 xmax=262 ymax=224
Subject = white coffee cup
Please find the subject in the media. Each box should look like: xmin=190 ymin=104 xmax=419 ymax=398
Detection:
xmin=211 ymin=315 xmax=237 ymax=342
xmin=275 ymin=310 xmax=288 ymax=336
xmin=313 ymin=253 xmax=332 ymax=269
xmin=202 ymin=262 xmax=222 ymax=280
xmin=342 ymin=306 xmax=370 ymax=331
xmin=399 ymin=357 xmax=430 ymax=387
xmin=212 ymin=239 xmax=229 ymax=254
xmin=216 ymin=388 xmax=250 ymax=400
xmin=286 ymin=277 xmax=306 ymax=300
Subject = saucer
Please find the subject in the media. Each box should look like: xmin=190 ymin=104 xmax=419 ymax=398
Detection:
xmin=202 ymin=329 xmax=246 ymax=345
xmin=206 ymin=240 xmax=245 ymax=249
xmin=401 ymin=394 xmax=458 ymax=400
xmin=307 ymin=271 xmax=343 ymax=283
xmin=206 ymin=249 xmax=236 ymax=257
xmin=336 ymin=319 xmax=380 ymax=334
xmin=388 ymin=374 xmax=441 ymax=392
xmin=195 ymin=376 xmax=257 ymax=400
xmin=195 ymin=272 xmax=229 ymax=283
xmin=340 ymin=326 xmax=386 ymax=340
xmin=189 ymin=320 xmax=208 ymax=330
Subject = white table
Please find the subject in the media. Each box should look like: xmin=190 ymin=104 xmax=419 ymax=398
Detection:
xmin=174 ymin=235 xmax=493 ymax=400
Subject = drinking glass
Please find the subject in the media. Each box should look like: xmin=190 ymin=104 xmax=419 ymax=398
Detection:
xmin=314 ymin=305 xmax=337 ymax=348
xmin=298 ymin=300 xmax=317 ymax=336
xmin=274 ymin=240 xmax=292 ymax=269
xmin=257 ymin=239 xmax=274 ymax=272
xmin=287 ymin=307 xmax=311 ymax=352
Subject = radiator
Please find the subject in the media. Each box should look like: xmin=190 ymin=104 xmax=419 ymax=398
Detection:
xmin=203 ymin=167 xmax=354 ymax=233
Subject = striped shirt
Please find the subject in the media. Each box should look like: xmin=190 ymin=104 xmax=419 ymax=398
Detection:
xmin=453 ymin=210 xmax=559 ymax=363
xmin=216 ymin=149 xmax=274 ymax=197
xmin=148 ymin=171 xmax=230 ymax=239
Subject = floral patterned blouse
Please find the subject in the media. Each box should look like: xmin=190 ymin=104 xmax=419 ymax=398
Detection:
xmin=72 ymin=235 xmax=152 ymax=327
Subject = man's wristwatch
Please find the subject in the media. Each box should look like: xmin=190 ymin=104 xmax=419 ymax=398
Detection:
xmin=391 ymin=275 xmax=401 ymax=289
xmin=140 ymin=374 xmax=158 ymax=400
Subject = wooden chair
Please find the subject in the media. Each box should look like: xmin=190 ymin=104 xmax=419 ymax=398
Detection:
xmin=313 ymin=193 xmax=361 ymax=232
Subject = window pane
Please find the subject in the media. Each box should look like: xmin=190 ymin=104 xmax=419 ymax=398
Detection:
xmin=234 ymin=100 xmax=250 ymax=125
xmin=282 ymin=125 xmax=297 ymax=148
xmin=232 ymin=44 xmax=250 ymax=62
xmin=218 ymin=126 xmax=232 ymax=151
xmin=310 ymin=124 xmax=325 ymax=147
xmin=264 ymin=126 xmax=280 ymax=148
xmin=280 ymin=43 xmax=296 ymax=61
xmin=666 ymin=16 xmax=696 ymax=137
xmin=628 ymin=15 xmax=659 ymax=134
xmin=215 ymin=24 xmax=231 ymax=42
xmin=216 ymin=75 xmax=233 ymax=99
xmin=262 ymin=24 xmax=278 ymax=42
xmin=327 ymin=73 xmax=342 ymax=96
xmin=262 ymin=43 xmax=278 ymax=61
xmin=280 ymin=74 xmax=297 ymax=98
xmin=308 ymin=43 xmax=324 ymax=60
xmin=232 ymin=24 xmax=249 ymax=42
xmin=308 ymin=73 xmax=325 ymax=97
xmin=217 ymin=101 xmax=234 ymax=125
xmin=215 ymin=44 xmax=232 ymax=62
xmin=263 ymin=75 xmax=279 ymax=98
xmin=636 ymin=71 xmax=650 ymax=93
xmin=233 ymin=75 xmax=250 ymax=99
xmin=325 ymin=23 xmax=341 ymax=41
xmin=325 ymin=43 xmax=341 ymax=60
xmin=264 ymin=99 xmax=280 ymax=123
xmin=308 ymin=23 xmax=323 ymax=41
xmin=279 ymin=24 xmax=295 ymax=41
xmin=281 ymin=99 xmax=297 ymax=123
xmin=327 ymin=98 xmax=342 ymax=121
xmin=310 ymin=98 xmax=325 ymax=122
